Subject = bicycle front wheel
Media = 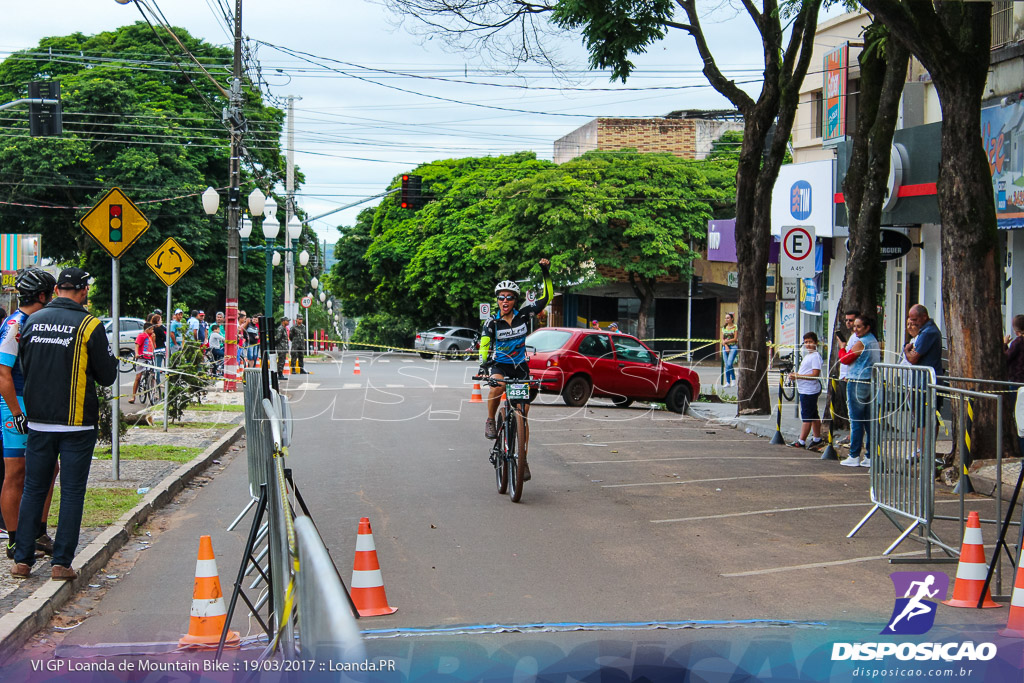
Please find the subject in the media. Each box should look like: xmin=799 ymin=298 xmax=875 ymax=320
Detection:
xmin=781 ymin=379 xmax=796 ymax=402
xmin=139 ymin=373 xmax=151 ymax=405
xmin=495 ymin=407 xmax=508 ymax=494
xmin=507 ymin=409 xmax=527 ymax=503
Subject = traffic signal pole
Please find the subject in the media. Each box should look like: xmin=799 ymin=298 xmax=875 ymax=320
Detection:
xmin=223 ymin=0 xmax=244 ymax=392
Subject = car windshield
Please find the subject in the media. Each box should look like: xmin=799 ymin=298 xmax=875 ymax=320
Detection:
xmin=425 ymin=327 xmax=452 ymax=334
xmin=525 ymin=329 xmax=572 ymax=353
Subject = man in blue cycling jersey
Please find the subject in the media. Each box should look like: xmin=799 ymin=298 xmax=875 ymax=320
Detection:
xmin=479 ymin=258 xmax=552 ymax=478
xmin=0 ymin=267 xmax=57 ymax=560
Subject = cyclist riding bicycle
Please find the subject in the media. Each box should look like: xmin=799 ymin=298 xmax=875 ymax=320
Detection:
xmin=479 ymin=258 xmax=552 ymax=479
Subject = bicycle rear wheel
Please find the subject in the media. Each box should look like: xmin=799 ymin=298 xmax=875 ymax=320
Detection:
xmin=507 ymin=409 xmax=527 ymax=503
xmin=139 ymin=372 xmax=151 ymax=405
xmin=494 ymin=408 xmax=508 ymax=494
xmin=149 ymin=372 xmax=162 ymax=404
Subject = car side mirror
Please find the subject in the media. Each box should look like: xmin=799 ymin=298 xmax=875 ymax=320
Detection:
xmin=526 ymin=345 xmax=536 ymax=354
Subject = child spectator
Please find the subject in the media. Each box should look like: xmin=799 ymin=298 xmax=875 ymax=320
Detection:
xmin=129 ymin=322 xmax=155 ymax=403
xmin=789 ymin=331 xmax=823 ymax=450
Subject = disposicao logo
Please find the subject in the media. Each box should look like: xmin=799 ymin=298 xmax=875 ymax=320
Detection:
xmin=882 ymin=571 xmax=948 ymax=635
xmin=831 ymin=571 xmax=997 ymax=663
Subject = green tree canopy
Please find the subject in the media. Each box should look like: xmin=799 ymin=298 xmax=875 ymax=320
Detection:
xmin=333 ymin=149 xmax=732 ymax=343
xmin=0 ymin=22 xmax=289 ymax=315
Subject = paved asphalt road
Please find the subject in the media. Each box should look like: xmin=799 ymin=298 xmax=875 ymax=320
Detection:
xmin=43 ymin=352 xmax=1017 ymax=674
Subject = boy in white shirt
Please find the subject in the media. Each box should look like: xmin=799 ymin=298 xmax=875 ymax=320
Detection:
xmin=789 ymin=331 xmax=823 ymax=449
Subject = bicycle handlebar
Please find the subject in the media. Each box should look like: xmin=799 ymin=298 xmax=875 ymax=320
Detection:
xmin=472 ymin=375 xmax=542 ymax=387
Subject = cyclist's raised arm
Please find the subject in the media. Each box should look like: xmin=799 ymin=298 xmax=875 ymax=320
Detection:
xmin=522 ymin=258 xmax=552 ymax=316
xmin=479 ymin=318 xmax=495 ymax=366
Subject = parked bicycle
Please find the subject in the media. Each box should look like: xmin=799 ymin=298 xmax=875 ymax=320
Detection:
xmin=775 ymin=354 xmax=797 ymax=401
xmin=136 ymin=364 xmax=161 ymax=405
xmin=473 ymin=375 xmax=541 ymax=503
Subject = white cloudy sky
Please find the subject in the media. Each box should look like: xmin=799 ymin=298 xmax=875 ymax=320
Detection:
xmin=0 ymin=1 xmax=845 ymax=242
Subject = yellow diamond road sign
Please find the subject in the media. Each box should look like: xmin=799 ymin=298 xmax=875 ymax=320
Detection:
xmin=146 ymin=238 xmax=194 ymax=287
xmin=80 ymin=187 xmax=150 ymax=260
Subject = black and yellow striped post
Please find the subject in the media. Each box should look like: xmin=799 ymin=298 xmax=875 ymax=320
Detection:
xmin=820 ymin=377 xmax=839 ymax=460
xmin=769 ymin=371 xmax=786 ymax=445
xmin=954 ymin=397 xmax=975 ymax=495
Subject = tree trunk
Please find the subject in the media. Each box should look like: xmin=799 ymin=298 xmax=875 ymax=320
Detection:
xmin=859 ymin=0 xmax=1017 ymax=461
xmin=826 ymin=29 xmax=910 ymax=431
xmin=629 ymin=272 xmax=656 ymax=339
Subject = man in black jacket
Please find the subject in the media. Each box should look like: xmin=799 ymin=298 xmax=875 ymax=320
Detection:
xmin=275 ymin=316 xmax=291 ymax=378
xmin=9 ymin=268 xmax=118 ymax=581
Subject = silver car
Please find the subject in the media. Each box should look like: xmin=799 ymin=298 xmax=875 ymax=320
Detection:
xmin=414 ymin=326 xmax=479 ymax=360
xmin=102 ymin=317 xmax=147 ymax=369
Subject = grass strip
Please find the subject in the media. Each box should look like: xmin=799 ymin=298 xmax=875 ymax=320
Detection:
xmin=135 ymin=421 xmax=233 ymax=430
xmin=47 ymin=487 xmax=142 ymax=527
xmin=187 ymin=404 xmax=245 ymax=413
xmin=95 ymin=444 xmax=203 ymax=463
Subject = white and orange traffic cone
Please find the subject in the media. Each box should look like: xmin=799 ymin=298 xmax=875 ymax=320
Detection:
xmin=351 ymin=517 xmax=396 ymax=617
xmin=999 ymin=563 xmax=1024 ymax=637
xmin=255 ymin=355 xmax=261 ymax=368
xmin=353 ymin=357 xmax=361 ymax=375
xmin=180 ymin=535 xmax=240 ymax=647
xmin=942 ymin=510 xmax=1001 ymax=609
xmin=282 ymin=355 xmax=291 ymax=377
xmin=470 ymin=383 xmax=483 ymax=403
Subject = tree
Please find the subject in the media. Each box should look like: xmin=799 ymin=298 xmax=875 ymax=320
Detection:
xmin=860 ymin=1 xmax=1012 ymax=460
xmin=495 ymin=150 xmax=713 ymax=337
xmin=382 ymin=0 xmax=824 ymax=414
xmin=825 ymin=21 xmax=909 ymax=430
xmin=0 ymin=23 xmax=286 ymax=315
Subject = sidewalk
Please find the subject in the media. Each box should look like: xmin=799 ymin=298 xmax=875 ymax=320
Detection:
xmin=0 ymin=390 xmax=245 ymax=664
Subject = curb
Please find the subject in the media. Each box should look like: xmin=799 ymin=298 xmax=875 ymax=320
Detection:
xmin=687 ymin=404 xmax=805 ymax=443
xmin=0 ymin=423 xmax=245 ymax=664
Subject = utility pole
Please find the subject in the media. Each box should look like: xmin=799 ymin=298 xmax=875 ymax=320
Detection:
xmin=284 ymin=96 xmax=298 ymax=320
xmin=223 ymin=0 xmax=244 ymax=392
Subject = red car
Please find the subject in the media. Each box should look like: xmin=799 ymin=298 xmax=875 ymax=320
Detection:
xmin=526 ymin=327 xmax=700 ymax=413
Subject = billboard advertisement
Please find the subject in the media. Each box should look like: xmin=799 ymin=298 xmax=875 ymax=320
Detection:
xmin=823 ymin=43 xmax=849 ymax=145
xmin=771 ymin=160 xmax=836 ymax=237
xmin=982 ymin=99 xmax=1024 ymax=229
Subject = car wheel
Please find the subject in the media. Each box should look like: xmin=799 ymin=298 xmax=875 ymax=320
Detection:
xmin=562 ymin=375 xmax=592 ymax=407
xmin=611 ymin=395 xmax=634 ymax=409
xmin=419 ymin=353 xmax=433 ymax=360
xmin=446 ymin=345 xmax=461 ymax=360
xmin=665 ymin=383 xmax=691 ymax=414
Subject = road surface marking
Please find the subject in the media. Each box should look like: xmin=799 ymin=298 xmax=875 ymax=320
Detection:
xmin=602 ymin=473 xmax=866 ymax=488
xmin=377 ymin=359 xmax=390 ymax=363
xmin=651 ymin=502 xmax=870 ymax=523
xmin=545 ymin=438 xmax=752 ymax=447
xmin=572 ymin=455 xmax=809 ymax=464
xmin=291 ymin=382 xmax=321 ymax=390
xmin=342 ymin=383 xmax=362 ymax=389
xmin=721 ymin=542 xmax=997 ymax=577
xmin=402 ymin=360 xmax=414 ymax=363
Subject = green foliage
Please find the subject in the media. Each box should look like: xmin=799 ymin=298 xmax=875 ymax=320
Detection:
xmin=0 ymin=23 xmax=288 ymax=316
xmin=552 ymin=0 xmax=677 ymax=82
xmin=351 ymin=312 xmax=420 ymax=349
xmin=331 ymin=149 xmax=734 ymax=332
xmin=97 ymin=385 xmax=129 ymax=445
xmin=165 ymin=341 xmax=211 ymax=422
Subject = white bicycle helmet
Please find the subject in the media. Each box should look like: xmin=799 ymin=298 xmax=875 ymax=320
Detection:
xmin=494 ymin=280 xmax=520 ymax=295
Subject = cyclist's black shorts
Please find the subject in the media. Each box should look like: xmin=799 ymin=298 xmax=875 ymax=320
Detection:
xmin=491 ymin=362 xmax=530 ymax=381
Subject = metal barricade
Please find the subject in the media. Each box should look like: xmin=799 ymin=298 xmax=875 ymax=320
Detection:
xmin=262 ymin=398 xmax=295 ymax=658
xmin=294 ymin=516 xmax=365 ymax=663
xmin=242 ymin=367 xmax=270 ymax=499
xmin=848 ymin=364 xmax=958 ymax=560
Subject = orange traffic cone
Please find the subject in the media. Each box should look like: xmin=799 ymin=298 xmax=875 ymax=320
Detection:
xmin=354 ymin=358 xmax=361 ymax=375
xmin=180 ymin=535 xmax=240 ymax=647
xmin=470 ymin=383 xmax=483 ymax=403
xmin=999 ymin=563 xmax=1024 ymax=637
xmin=282 ymin=355 xmax=291 ymax=377
xmin=255 ymin=355 xmax=261 ymax=368
xmin=943 ymin=511 xmax=1001 ymax=608
xmin=351 ymin=517 xmax=396 ymax=617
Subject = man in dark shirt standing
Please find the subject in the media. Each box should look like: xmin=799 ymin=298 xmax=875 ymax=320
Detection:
xmin=291 ymin=315 xmax=307 ymax=374
xmin=905 ymin=304 xmax=944 ymax=379
xmin=9 ymin=268 xmax=118 ymax=581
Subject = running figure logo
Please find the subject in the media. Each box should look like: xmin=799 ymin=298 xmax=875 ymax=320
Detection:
xmin=882 ymin=572 xmax=949 ymax=635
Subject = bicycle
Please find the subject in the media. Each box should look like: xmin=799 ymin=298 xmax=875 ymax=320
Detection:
xmin=473 ymin=375 xmax=541 ymax=503
xmin=136 ymin=362 xmax=160 ymax=405
xmin=775 ymin=355 xmax=796 ymax=401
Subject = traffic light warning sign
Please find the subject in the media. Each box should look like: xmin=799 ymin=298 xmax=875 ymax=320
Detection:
xmin=146 ymin=237 xmax=195 ymax=287
xmin=80 ymin=188 xmax=150 ymax=260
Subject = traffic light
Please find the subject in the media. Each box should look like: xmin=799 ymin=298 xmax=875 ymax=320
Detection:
xmin=28 ymin=81 xmax=62 ymax=137
xmin=400 ymin=174 xmax=422 ymax=209
xmin=690 ymin=275 xmax=703 ymax=295
xmin=109 ymin=204 xmax=123 ymax=243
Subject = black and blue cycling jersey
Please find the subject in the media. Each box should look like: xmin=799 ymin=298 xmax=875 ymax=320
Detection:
xmin=479 ymin=273 xmax=553 ymax=366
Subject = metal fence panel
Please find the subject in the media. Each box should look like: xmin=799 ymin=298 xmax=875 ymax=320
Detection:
xmin=243 ymin=368 xmax=268 ymax=499
xmin=295 ymin=516 xmax=365 ymax=663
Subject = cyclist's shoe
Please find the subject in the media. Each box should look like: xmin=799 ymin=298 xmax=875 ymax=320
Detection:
xmin=484 ymin=418 xmax=497 ymax=440
xmin=522 ymin=461 xmax=531 ymax=481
